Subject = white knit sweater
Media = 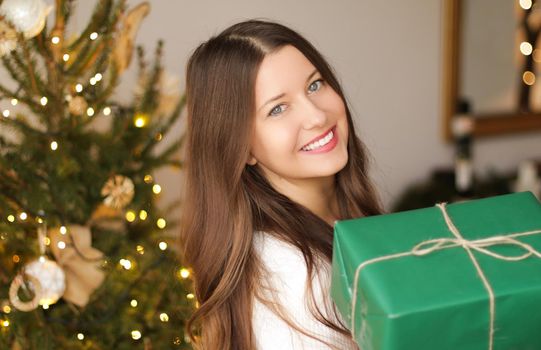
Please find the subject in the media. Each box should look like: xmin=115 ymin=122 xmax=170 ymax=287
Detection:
xmin=252 ymin=232 xmax=359 ymax=350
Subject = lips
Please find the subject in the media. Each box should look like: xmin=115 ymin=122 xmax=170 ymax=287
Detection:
xmin=299 ymin=125 xmax=336 ymax=151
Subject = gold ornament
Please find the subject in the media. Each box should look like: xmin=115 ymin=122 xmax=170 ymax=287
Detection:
xmin=113 ymin=2 xmax=150 ymax=73
xmin=49 ymin=225 xmax=105 ymax=307
xmin=0 ymin=20 xmax=17 ymax=57
xmin=68 ymin=96 xmax=88 ymax=116
xmin=101 ymin=175 xmax=135 ymax=209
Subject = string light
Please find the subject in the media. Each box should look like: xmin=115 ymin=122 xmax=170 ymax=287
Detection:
xmin=63 ymin=53 xmax=70 ymax=62
xmin=130 ymin=299 xmax=138 ymax=307
xmin=520 ymin=42 xmax=533 ymax=56
xmin=156 ymin=218 xmax=166 ymax=229
xmin=2 ymin=305 xmax=11 ymax=313
xmin=159 ymin=241 xmax=167 ymax=250
xmin=152 ymin=184 xmax=162 ymax=194
xmin=159 ymin=313 xmax=169 ymax=322
xmin=89 ymin=77 xmax=97 ymax=85
xmin=42 ymin=304 xmax=49 ymax=310
xmin=87 ymin=107 xmax=95 ymax=117
xmin=57 ymin=241 xmax=66 ymax=249
xmin=155 ymin=133 xmax=163 ymax=141
xmin=144 ymin=175 xmax=153 ymax=183
xmin=139 ymin=210 xmax=147 ymax=220
xmin=44 ymin=237 xmax=51 ymax=246
xmin=75 ymin=84 xmax=83 ymax=93
xmin=19 ymin=212 xmax=27 ymax=221
xmin=95 ymin=73 xmax=103 ymax=81
xmin=40 ymin=97 xmax=48 ymax=106
xmin=520 ymin=0 xmax=532 ymax=10
xmin=12 ymin=255 xmax=20 ymax=263
xmin=60 ymin=226 xmax=67 ymax=235
xmin=134 ymin=114 xmax=148 ymax=128
xmin=37 ymin=217 xmax=43 ymax=224
xmin=1 ymin=320 xmax=9 ymax=327
xmin=51 ymin=141 xmax=58 ymax=151
xmin=125 ymin=211 xmax=136 ymax=222
xmin=90 ymin=32 xmax=98 ymax=40
xmin=2 ymin=110 xmax=9 ymax=117
xmin=179 ymin=268 xmax=190 ymax=279
xmin=119 ymin=259 xmax=132 ymax=270
xmin=7 ymin=215 xmax=15 ymax=222
xmin=187 ymin=293 xmax=195 ymax=299
xmin=77 ymin=333 xmax=84 ymax=340
xmin=51 ymin=36 xmax=60 ymax=44
xmin=136 ymin=245 xmax=145 ymax=255
xmin=131 ymin=330 xmax=142 ymax=340
xmin=103 ymin=106 xmax=111 ymax=115
xmin=10 ymin=98 xmax=17 ymax=106
xmin=523 ymin=71 xmax=536 ymax=85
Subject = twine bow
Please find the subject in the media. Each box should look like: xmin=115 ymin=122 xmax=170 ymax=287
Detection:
xmin=350 ymin=202 xmax=541 ymax=350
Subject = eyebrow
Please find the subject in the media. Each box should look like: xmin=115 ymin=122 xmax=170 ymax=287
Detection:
xmin=257 ymin=69 xmax=319 ymax=113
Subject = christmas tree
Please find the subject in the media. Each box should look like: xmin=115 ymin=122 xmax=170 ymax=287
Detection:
xmin=0 ymin=0 xmax=194 ymax=348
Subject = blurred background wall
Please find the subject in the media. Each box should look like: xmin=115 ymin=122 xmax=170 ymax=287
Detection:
xmin=70 ymin=0 xmax=541 ymax=212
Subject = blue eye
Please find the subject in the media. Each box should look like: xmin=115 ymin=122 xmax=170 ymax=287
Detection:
xmin=268 ymin=104 xmax=287 ymax=117
xmin=308 ymin=79 xmax=324 ymax=93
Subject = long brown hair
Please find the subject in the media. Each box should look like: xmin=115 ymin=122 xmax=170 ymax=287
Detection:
xmin=181 ymin=19 xmax=383 ymax=349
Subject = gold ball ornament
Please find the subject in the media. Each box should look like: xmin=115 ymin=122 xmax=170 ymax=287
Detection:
xmin=68 ymin=96 xmax=88 ymax=116
xmin=101 ymin=175 xmax=135 ymax=209
xmin=0 ymin=20 xmax=17 ymax=57
xmin=0 ymin=0 xmax=52 ymax=39
xmin=9 ymin=256 xmax=66 ymax=311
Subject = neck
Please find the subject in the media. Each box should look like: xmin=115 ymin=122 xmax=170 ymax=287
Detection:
xmin=268 ymin=175 xmax=340 ymax=226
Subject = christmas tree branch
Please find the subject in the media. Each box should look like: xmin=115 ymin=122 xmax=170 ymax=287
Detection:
xmin=19 ymin=35 xmax=43 ymax=98
xmin=67 ymin=0 xmax=115 ymax=51
xmin=1 ymin=55 xmax=40 ymax=102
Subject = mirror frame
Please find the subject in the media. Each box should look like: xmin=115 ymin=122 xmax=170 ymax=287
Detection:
xmin=442 ymin=0 xmax=541 ymax=142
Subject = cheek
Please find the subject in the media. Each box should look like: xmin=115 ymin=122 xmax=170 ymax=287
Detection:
xmin=251 ymin=123 xmax=299 ymax=160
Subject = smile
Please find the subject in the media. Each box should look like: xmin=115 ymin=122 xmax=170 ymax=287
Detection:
xmin=300 ymin=126 xmax=337 ymax=152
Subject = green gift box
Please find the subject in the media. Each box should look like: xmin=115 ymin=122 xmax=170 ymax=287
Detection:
xmin=331 ymin=191 xmax=541 ymax=350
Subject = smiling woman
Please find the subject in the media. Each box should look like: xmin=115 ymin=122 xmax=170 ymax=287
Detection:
xmin=180 ymin=19 xmax=383 ymax=350
xmin=248 ymin=45 xmax=350 ymax=220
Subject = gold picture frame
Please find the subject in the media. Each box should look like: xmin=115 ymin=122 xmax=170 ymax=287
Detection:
xmin=442 ymin=0 xmax=541 ymax=142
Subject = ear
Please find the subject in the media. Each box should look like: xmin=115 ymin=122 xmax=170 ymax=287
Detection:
xmin=247 ymin=153 xmax=257 ymax=166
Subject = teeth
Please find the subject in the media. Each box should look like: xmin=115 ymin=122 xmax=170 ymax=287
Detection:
xmin=302 ymin=130 xmax=334 ymax=151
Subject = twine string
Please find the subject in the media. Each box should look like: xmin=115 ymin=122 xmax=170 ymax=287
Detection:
xmin=349 ymin=202 xmax=541 ymax=350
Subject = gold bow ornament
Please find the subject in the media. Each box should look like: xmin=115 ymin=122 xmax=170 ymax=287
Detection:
xmin=48 ymin=225 xmax=105 ymax=307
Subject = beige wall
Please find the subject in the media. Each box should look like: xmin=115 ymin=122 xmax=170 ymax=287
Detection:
xmin=44 ymin=0 xmax=541 ymax=214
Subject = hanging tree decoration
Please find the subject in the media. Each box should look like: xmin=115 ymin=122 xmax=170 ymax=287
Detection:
xmin=0 ymin=19 xmax=17 ymax=57
xmin=0 ymin=0 xmax=52 ymax=39
xmin=48 ymin=225 xmax=105 ymax=307
xmin=101 ymin=174 xmax=135 ymax=209
xmin=113 ymin=2 xmax=151 ymax=74
xmin=9 ymin=223 xmax=66 ymax=311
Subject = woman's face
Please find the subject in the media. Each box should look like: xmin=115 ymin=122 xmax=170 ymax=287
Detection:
xmin=248 ymin=45 xmax=349 ymax=190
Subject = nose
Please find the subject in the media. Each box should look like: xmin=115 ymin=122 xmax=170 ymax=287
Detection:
xmin=300 ymin=97 xmax=327 ymax=130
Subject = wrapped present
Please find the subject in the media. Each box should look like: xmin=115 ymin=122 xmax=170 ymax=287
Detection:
xmin=331 ymin=191 xmax=541 ymax=350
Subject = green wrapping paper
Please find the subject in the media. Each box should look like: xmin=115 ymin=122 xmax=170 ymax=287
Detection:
xmin=331 ymin=191 xmax=541 ymax=350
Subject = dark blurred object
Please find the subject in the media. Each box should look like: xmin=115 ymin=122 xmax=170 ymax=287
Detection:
xmin=452 ymin=98 xmax=475 ymax=200
xmin=390 ymin=167 xmax=513 ymax=213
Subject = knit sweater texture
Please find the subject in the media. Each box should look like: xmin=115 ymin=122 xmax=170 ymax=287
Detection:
xmin=252 ymin=232 xmax=359 ymax=350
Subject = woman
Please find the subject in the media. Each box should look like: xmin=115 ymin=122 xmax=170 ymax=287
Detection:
xmin=181 ymin=19 xmax=383 ymax=349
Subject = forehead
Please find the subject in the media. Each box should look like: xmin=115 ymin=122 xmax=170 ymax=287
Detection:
xmin=255 ymin=45 xmax=316 ymax=102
